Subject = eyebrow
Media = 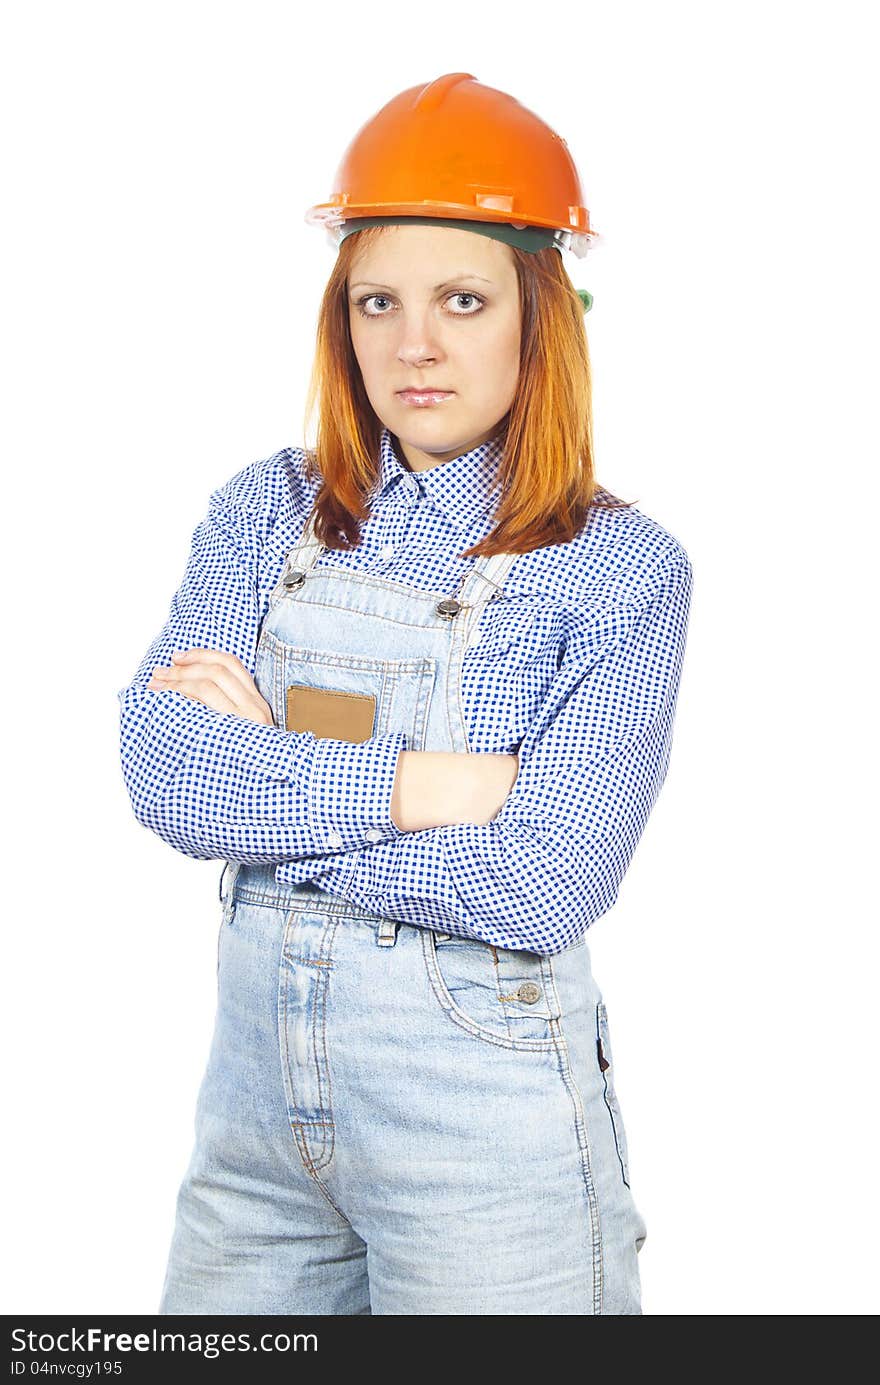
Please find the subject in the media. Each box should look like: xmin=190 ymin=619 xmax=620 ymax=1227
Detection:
xmin=349 ymin=273 xmax=493 ymax=292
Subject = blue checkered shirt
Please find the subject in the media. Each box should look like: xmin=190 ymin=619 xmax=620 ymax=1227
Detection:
xmin=117 ymin=428 xmax=693 ymax=953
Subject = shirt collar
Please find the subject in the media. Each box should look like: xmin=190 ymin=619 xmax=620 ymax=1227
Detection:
xmin=373 ymin=427 xmax=504 ymax=532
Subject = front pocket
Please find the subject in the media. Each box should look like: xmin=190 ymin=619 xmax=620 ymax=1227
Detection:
xmin=422 ymin=929 xmax=560 ymax=1050
xmin=596 ymin=1001 xmax=631 ymax=1187
xmin=278 ymin=909 xmax=336 ymax=1174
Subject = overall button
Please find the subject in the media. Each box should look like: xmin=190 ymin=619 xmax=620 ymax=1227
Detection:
xmin=436 ymin=598 xmax=461 ymax=618
xmin=517 ymin=981 xmax=542 ymax=1004
xmin=284 ymin=569 xmax=306 ymax=589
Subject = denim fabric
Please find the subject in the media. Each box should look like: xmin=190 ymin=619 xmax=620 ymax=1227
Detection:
xmin=159 ymin=514 xmax=647 ymax=1315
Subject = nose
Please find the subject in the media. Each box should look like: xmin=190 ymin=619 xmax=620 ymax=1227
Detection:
xmin=396 ymin=313 xmax=445 ymax=368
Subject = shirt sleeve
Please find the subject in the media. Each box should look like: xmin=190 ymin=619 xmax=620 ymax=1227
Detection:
xmin=116 ymin=460 xmax=408 ymax=864
xmin=275 ymin=553 xmax=694 ymax=953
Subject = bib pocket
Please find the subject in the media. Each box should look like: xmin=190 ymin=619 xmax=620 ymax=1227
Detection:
xmin=422 ymin=928 xmax=560 ymax=1050
xmin=257 ymin=630 xmax=436 ymax=752
xmin=596 ymin=1000 xmax=631 ymax=1187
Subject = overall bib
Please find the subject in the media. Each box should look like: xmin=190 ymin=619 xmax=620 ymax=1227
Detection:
xmin=159 ymin=510 xmax=648 ymax=1315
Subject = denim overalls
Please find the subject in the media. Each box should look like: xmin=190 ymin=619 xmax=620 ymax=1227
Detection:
xmin=159 ymin=508 xmax=648 ymax=1315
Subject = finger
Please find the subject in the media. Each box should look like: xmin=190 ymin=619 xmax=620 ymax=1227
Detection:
xmin=151 ymin=664 xmax=273 ymax=724
xmin=171 ymin=648 xmax=258 ymax=700
xmin=149 ymin=674 xmax=269 ymax=723
xmin=154 ymin=660 xmax=252 ymax=712
xmin=171 ymin=649 xmax=257 ymax=699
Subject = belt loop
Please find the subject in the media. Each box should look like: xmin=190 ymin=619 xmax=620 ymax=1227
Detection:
xmin=376 ymin=918 xmax=399 ymax=947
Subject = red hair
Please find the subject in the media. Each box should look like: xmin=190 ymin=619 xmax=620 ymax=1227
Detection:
xmin=301 ymin=226 xmax=633 ymax=557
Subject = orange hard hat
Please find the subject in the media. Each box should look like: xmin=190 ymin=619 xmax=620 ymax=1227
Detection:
xmin=304 ymin=72 xmax=598 ymax=261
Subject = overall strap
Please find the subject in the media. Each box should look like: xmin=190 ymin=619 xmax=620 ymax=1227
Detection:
xmin=470 ymin=549 xmax=521 ymax=594
xmin=285 ymin=508 xmax=324 ymax=575
xmin=458 ymin=548 xmax=524 ymax=610
xmin=264 ymin=508 xmax=323 ymax=608
xmin=272 ymin=508 xmax=526 ymax=607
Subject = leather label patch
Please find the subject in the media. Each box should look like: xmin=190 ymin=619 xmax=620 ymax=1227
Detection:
xmin=285 ymin=684 xmax=377 ymax=743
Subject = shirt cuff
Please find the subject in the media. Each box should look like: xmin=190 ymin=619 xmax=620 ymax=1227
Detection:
xmin=307 ymin=731 xmax=408 ymax=853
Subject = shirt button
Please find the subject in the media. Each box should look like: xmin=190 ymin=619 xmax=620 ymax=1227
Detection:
xmin=380 ymin=543 xmax=395 ymax=558
xmin=326 ymin=830 xmax=344 ymax=848
xmin=517 ymin=981 xmax=543 ymax=1004
xmin=365 ymin=827 xmax=383 ymax=843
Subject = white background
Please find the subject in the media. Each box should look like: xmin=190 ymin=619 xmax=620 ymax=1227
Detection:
xmin=2 ymin=0 xmax=877 ymax=1316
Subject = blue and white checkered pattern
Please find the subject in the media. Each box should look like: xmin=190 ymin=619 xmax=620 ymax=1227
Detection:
xmin=117 ymin=427 xmax=693 ymax=952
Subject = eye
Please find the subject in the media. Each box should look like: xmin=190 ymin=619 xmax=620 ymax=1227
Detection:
xmin=447 ymin=292 xmax=484 ymax=315
xmin=353 ymin=291 xmax=486 ymax=319
xmin=355 ymin=293 xmax=393 ymax=317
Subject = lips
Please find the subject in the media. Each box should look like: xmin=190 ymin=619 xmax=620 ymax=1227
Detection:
xmin=396 ymin=389 xmax=454 ymax=405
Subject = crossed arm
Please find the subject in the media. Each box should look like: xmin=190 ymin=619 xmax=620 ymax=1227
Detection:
xmin=147 ymin=648 xmax=519 ymax=831
xmin=118 ymin=473 xmax=692 ymax=953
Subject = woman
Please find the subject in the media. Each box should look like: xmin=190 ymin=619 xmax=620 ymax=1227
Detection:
xmin=117 ymin=73 xmax=693 ymax=1315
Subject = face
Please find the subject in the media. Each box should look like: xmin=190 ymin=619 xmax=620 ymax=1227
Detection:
xmin=347 ymin=224 xmax=521 ymax=472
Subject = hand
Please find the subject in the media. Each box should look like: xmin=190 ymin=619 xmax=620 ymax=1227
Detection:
xmin=147 ymin=648 xmax=275 ymax=725
xmin=390 ymin=750 xmax=520 ymax=831
xmin=471 ymin=750 xmax=519 ymax=824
